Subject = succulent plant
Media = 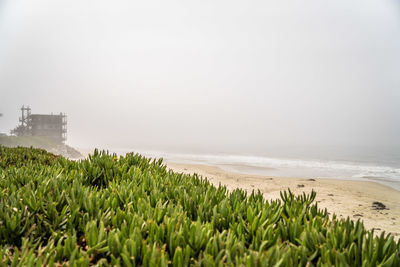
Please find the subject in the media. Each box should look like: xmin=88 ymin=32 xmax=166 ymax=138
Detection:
xmin=0 ymin=146 xmax=399 ymax=266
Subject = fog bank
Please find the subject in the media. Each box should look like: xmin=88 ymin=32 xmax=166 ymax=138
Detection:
xmin=1 ymin=0 xmax=399 ymax=154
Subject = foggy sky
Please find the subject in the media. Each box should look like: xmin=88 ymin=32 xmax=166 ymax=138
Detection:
xmin=0 ymin=0 xmax=399 ymax=153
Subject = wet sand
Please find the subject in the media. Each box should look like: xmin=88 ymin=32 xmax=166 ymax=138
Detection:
xmin=167 ymin=162 xmax=400 ymax=238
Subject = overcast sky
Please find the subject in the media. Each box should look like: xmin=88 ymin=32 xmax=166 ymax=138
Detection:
xmin=0 ymin=0 xmax=399 ymax=153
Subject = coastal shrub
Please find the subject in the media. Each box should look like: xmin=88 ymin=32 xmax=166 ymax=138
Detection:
xmin=0 ymin=146 xmax=399 ymax=266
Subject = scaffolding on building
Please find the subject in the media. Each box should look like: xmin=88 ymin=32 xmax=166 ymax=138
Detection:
xmin=11 ymin=105 xmax=67 ymax=144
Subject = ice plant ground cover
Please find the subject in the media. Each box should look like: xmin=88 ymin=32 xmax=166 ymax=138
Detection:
xmin=0 ymin=146 xmax=399 ymax=266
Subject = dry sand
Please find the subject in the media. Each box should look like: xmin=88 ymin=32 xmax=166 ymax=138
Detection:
xmin=166 ymin=162 xmax=400 ymax=238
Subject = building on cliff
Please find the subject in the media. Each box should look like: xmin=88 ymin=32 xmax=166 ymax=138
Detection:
xmin=11 ymin=106 xmax=67 ymax=144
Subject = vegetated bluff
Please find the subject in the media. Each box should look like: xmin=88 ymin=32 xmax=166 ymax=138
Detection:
xmin=0 ymin=146 xmax=399 ymax=266
xmin=0 ymin=136 xmax=82 ymax=159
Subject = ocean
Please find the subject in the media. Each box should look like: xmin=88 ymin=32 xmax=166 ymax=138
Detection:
xmin=109 ymin=146 xmax=400 ymax=191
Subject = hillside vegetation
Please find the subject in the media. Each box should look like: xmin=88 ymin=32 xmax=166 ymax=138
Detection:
xmin=0 ymin=136 xmax=81 ymax=158
xmin=0 ymin=146 xmax=399 ymax=266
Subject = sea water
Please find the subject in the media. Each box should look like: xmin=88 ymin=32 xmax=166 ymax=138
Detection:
xmin=110 ymin=146 xmax=400 ymax=191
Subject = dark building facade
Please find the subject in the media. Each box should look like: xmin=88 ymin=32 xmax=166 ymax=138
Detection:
xmin=11 ymin=106 xmax=67 ymax=143
xmin=30 ymin=114 xmax=66 ymax=143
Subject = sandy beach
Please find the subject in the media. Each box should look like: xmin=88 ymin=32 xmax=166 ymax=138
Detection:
xmin=166 ymin=161 xmax=400 ymax=238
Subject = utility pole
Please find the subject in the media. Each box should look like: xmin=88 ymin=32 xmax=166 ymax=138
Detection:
xmin=0 ymin=113 xmax=3 ymax=135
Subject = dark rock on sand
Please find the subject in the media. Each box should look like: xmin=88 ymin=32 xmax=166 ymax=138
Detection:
xmin=372 ymin=201 xmax=388 ymax=211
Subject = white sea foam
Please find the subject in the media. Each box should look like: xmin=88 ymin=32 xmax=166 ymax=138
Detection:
xmin=135 ymin=150 xmax=400 ymax=189
xmin=108 ymin=147 xmax=400 ymax=190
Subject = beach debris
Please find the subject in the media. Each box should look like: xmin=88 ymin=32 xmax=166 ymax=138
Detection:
xmin=328 ymin=194 xmax=334 ymax=196
xmin=297 ymin=184 xmax=305 ymax=188
xmin=372 ymin=201 xmax=388 ymax=211
xmin=353 ymin=214 xmax=363 ymax=217
xmin=307 ymin=179 xmax=316 ymax=181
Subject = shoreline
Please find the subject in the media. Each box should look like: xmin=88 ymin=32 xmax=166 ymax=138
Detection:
xmin=166 ymin=161 xmax=400 ymax=238
xmin=76 ymin=147 xmax=400 ymax=191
